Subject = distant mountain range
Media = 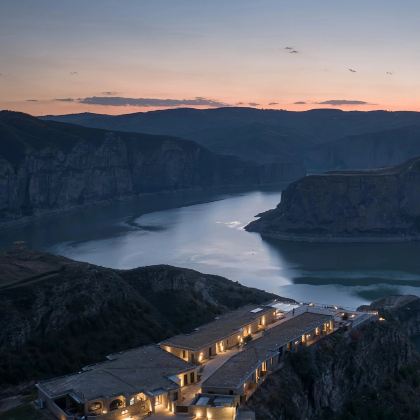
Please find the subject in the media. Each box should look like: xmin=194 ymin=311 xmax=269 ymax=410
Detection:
xmin=43 ymin=107 xmax=420 ymax=172
xmin=0 ymin=111 xmax=303 ymax=223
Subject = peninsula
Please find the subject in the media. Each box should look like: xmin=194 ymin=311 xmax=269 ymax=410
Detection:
xmin=246 ymin=157 xmax=420 ymax=242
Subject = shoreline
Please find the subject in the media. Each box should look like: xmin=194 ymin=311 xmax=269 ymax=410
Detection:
xmin=0 ymin=183 xmax=286 ymax=232
xmin=250 ymin=230 xmax=420 ymax=243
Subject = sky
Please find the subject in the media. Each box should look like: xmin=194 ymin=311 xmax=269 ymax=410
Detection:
xmin=1 ymin=0 xmax=420 ymax=115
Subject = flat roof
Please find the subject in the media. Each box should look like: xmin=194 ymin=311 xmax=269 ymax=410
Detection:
xmin=160 ymin=304 xmax=275 ymax=351
xmin=202 ymin=312 xmax=332 ymax=390
xmin=271 ymin=302 xmax=301 ymax=312
xmin=38 ymin=345 xmax=195 ymax=402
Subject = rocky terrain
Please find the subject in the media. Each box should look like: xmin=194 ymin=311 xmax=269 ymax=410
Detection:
xmin=247 ymin=295 xmax=420 ymax=420
xmin=0 ymin=245 xmax=279 ymax=387
xmin=246 ymin=157 xmax=420 ymax=242
xmin=0 ymin=111 xmax=293 ymax=224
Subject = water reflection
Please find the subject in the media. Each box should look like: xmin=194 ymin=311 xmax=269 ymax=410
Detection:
xmin=1 ymin=189 xmax=420 ymax=309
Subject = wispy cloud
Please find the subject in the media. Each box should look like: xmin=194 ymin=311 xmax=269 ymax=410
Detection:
xmin=248 ymin=102 xmax=260 ymax=107
xmin=294 ymin=101 xmax=307 ymax=105
xmin=69 ymin=71 xmax=78 ymax=76
xmin=386 ymin=71 xmax=393 ymax=75
xmin=316 ymin=99 xmax=371 ymax=106
xmin=25 ymin=99 xmax=38 ymax=102
xmin=268 ymin=102 xmax=279 ymax=105
xmin=348 ymin=68 xmax=357 ymax=73
xmin=101 ymin=91 xmax=119 ymax=95
xmin=77 ymin=96 xmax=229 ymax=107
xmin=55 ymin=98 xmax=75 ymax=102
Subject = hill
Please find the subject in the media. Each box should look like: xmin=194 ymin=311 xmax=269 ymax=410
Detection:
xmin=0 ymin=245 xmax=279 ymax=387
xmin=43 ymin=107 xmax=420 ymax=173
xmin=246 ymin=157 xmax=420 ymax=242
xmin=307 ymin=125 xmax=420 ymax=171
xmin=0 ymin=111 xmax=303 ymax=223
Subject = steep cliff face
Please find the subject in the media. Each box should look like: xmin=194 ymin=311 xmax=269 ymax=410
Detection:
xmin=307 ymin=125 xmax=420 ymax=172
xmin=246 ymin=157 xmax=420 ymax=241
xmin=247 ymin=296 xmax=420 ymax=420
xmin=0 ymin=111 xmax=283 ymax=223
xmin=0 ymin=246 xmax=279 ymax=386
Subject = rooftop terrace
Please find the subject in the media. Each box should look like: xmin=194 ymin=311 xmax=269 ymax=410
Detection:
xmin=38 ymin=345 xmax=194 ymax=402
xmin=160 ymin=304 xmax=274 ymax=351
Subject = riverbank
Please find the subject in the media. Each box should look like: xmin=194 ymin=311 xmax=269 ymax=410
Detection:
xmin=251 ymin=231 xmax=420 ymax=243
xmin=0 ymin=183 xmax=288 ymax=232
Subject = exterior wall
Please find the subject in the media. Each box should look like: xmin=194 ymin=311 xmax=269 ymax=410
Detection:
xmin=37 ymin=389 xmax=74 ymax=420
xmin=161 ymin=345 xmax=190 ymax=362
xmin=177 ymin=368 xmax=199 ymax=387
xmin=190 ymin=405 xmax=237 ymax=420
xmin=160 ymin=308 xmax=278 ymax=364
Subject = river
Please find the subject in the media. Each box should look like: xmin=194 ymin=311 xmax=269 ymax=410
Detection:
xmin=2 ymin=189 xmax=420 ymax=309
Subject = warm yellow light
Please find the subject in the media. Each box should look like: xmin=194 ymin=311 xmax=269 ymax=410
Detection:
xmin=379 ymin=317 xmax=385 ymax=321
xmin=102 ymin=410 xmax=107 ymax=414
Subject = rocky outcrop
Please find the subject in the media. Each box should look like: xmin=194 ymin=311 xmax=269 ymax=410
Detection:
xmin=0 ymin=111 xmax=284 ymax=224
xmin=0 ymin=246 xmax=279 ymax=386
xmin=247 ymin=296 xmax=420 ymax=420
xmin=246 ymin=157 xmax=420 ymax=242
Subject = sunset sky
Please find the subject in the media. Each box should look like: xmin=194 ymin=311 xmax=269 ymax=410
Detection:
xmin=1 ymin=0 xmax=420 ymax=115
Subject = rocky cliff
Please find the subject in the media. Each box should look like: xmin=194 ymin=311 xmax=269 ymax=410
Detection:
xmin=307 ymin=125 xmax=420 ymax=172
xmin=246 ymin=157 xmax=420 ymax=242
xmin=0 ymin=111 xmax=285 ymax=224
xmin=247 ymin=296 xmax=420 ymax=420
xmin=0 ymin=245 xmax=280 ymax=387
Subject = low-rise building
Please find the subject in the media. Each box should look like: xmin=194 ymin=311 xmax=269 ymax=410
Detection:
xmin=160 ymin=304 xmax=277 ymax=364
xmin=190 ymin=393 xmax=240 ymax=420
xmin=36 ymin=345 xmax=199 ymax=420
xmin=201 ymin=312 xmax=334 ymax=401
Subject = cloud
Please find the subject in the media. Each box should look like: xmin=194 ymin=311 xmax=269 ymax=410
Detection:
xmin=289 ymin=50 xmax=299 ymax=54
xmin=248 ymin=102 xmax=260 ymax=107
xmin=386 ymin=71 xmax=393 ymax=75
xmin=316 ymin=99 xmax=370 ymax=106
xmin=293 ymin=101 xmax=307 ymax=105
xmin=236 ymin=102 xmax=245 ymax=105
xmin=348 ymin=68 xmax=357 ymax=73
xmin=268 ymin=102 xmax=279 ymax=105
xmin=284 ymin=46 xmax=293 ymax=50
xmin=25 ymin=99 xmax=38 ymax=102
xmin=55 ymin=98 xmax=75 ymax=102
xmin=77 ymin=96 xmax=229 ymax=107
xmin=69 ymin=71 xmax=78 ymax=76
xmin=101 ymin=91 xmax=119 ymax=95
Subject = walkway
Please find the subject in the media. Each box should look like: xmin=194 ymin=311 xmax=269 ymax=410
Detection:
xmin=181 ymin=347 xmax=242 ymax=405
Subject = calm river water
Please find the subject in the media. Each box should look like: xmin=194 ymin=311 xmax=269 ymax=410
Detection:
xmin=2 ymin=189 xmax=420 ymax=309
